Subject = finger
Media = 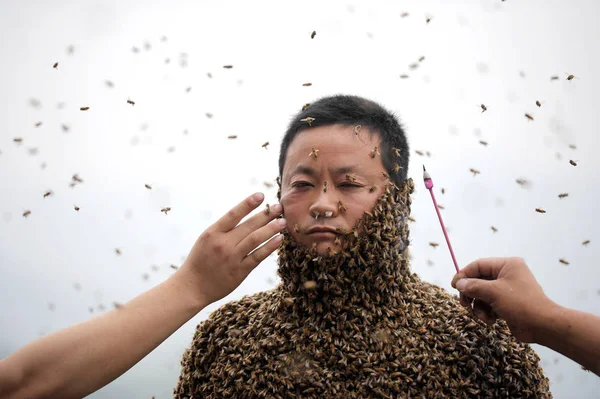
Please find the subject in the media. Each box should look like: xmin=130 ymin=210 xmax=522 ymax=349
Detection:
xmin=473 ymin=308 xmax=496 ymax=326
xmin=456 ymin=278 xmax=498 ymax=305
xmin=236 ymin=218 xmax=287 ymax=258
xmin=213 ymin=193 xmax=265 ymax=233
xmin=240 ymin=233 xmax=284 ymax=271
xmin=452 ymin=257 xmax=508 ymax=287
xmin=231 ymin=202 xmax=284 ymax=243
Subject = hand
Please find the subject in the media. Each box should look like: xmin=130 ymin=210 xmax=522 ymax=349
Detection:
xmin=451 ymin=257 xmax=558 ymax=343
xmin=180 ymin=193 xmax=286 ymax=305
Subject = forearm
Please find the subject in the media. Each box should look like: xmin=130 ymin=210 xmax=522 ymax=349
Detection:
xmin=536 ymin=303 xmax=600 ymax=377
xmin=0 ymin=268 xmax=208 ymax=399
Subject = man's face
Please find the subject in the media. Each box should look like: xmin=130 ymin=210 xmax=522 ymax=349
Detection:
xmin=280 ymin=124 xmax=388 ymax=255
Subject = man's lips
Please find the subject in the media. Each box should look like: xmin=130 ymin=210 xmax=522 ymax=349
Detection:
xmin=306 ymin=226 xmax=338 ymax=235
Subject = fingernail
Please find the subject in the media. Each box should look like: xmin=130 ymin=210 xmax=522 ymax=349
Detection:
xmin=456 ymin=279 xmax=467 ymax=291
xmin=271 ymin=203 xmax=282 ymax=213
xmin=254 ymin=192 xmax=264 ymax=201
xmin=277 ymin=218 xmax=287 ymax=226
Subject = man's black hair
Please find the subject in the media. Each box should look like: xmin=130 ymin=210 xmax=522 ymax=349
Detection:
xmin=278 ymin=94 xmax=410 ymax=186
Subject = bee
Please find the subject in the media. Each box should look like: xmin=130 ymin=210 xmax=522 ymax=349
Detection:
xmin=569 ymin=160 xmax=578 ymax=166
xmin=127 ymin=99 xmax=135 ymax=106
xmin=170 ymin=264 xmax=179 ymax=270
xmin=303 ymin=281 xmax=317 ymax=289
xmin=425 ymin=15 xmax=432 ymax=23
xmin=382 ymin=171 xmax=389 ymax=180
xmin=392 ymin=147 xmax=401 ymax=157
xmin=418 ymin=56 xmax=425 ymax=62
xmin=302 ymin=103 xmax=310 ymax=111
xmin=115 ymin=248 xmax=122 ymax=255
xmin=437 ymin=204 xmax=445 ymax=210
xmin=293 ymin=223 xmax=300 ymax=233
xmin=536 ymin=100 xmax=542 ymax=107
xmin=113 ymin=302 xmax=123 ymax=309
xmin=43 ymin=190 xmax=53 ymax=198
xmin=559 ymin=258 xmax=569 ymax=265
xmin=558 ymin=193 xmax=568 ymax=198
xmin=429 ymin=242 xmax=439 ymax=248
xmin=72 ymin=174 xmax=83 ymax=183
xmin=131 ymin=46 xmax=140 ymax=53
xmin=333 ymin=236 xmax=341 ymax=246
xmin=263 ymin=181 xmax=274 ymax=188
xmin=480 ymin=104 xmax=487 ymax=113
xmin=265 ymin=204 xmax=271 ymax=215
xmin=491 ymin=226 xmax=498 ymax=233
xmin=338 ymin=201 xmax=347 ymax=212
xmin=53 ymin=62 xmax=58 ymax=69
xmin=323 ymin=181 xmax=328 ymax=193
xmin=28 ymin=148 xmax=38 ymax=156
xmin=151 ymin=264 xmax=159 ymax=272
xmin=516 ymin=178 xmax=529 ymax=186
xmin=400 ymin=12 xmax=409 ymax=17
xmin=80 ymin=106 xmax=90 ymax=111
xmin=535 ymin=208 xmax=546 ymax=213
xmin=283 ymin=297 xmax=294 ymax=305
xmin=582 ymin=240 xmax=590 ymax=246
xmin=369 ymin=147 xmax=380 ymax=159
xmin=469 ymin=168 xmax=480 ymax=176
xmin=566 ymin=74 xmax=579 ymax=81
xmin=392 ymin=164 xmax=402 ymax=174
xmin=22 ymin=210 xmax=31 ymax=217
xmin=105 ymin=80 xmax=114 ymax=88
xmin=399 ymin=74 xmax=409 ymax=79
xmin=74 ymin=205 xmax=80 ymax=211
xmin=415 ymin=150 xmax=424 ymax=156
xmin=479 ymin=140 xmax=488 ymax=146
xmin=161 ymin=207 xmax=171 ymax=215
xmin=185 ymin=86 xmax=192 ymax=93
xmin=61 ymin=124 xmax=70 ymax=132
xmin=569 ymin=144 xmax=577 ymax=150
xmin=34 ymin=121 xmax=43 ymax=128
xmin=262 ymin=142 xmax=269 ymax=149
xmin=227 ymin=135 xmax=237 ymax=139
xmin=300 ymin=117 xmax=315 ymax=126
xmin=408 ymin=63 xmax=419 ymax=70
xmin=205 ymin=113 xmax=213 ymax=118
xmin=550 ymin=75 xmax=559 ymax=81
xmin=426 ymin=151 xmax=431 ymax=157
xmin=311 ymin=31 xmax=316 ymax=39
xmin=525 ymin=113 xmax=534 ymax=121
xmin=13 ymin=137 xmax=23 ymax=144
xmin=302 ymin=82 xmax=312 ymax=87
xmin=352 ymin=126 xmax=362 ymax=138
xmin=346 ymin=173 xmax=357 ymax=182
xmin=223 ymin=65 xmax=233 ymax=69
xmin=308 ymin=148 xmax=319 ymax=159
xmin=167 ymin=146 xmax=175 ymax=153
xmin=369 ymin=185 xmax=377 ymax=193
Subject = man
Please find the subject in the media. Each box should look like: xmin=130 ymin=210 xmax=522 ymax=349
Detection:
xmin=174 ymin=95 xmax=552 ymax=398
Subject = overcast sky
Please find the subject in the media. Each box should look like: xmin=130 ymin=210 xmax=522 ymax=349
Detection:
xmin=1 ymin=0 xmax=599 ymax=397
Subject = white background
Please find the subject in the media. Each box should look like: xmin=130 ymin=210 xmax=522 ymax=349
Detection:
xmin=1 ymin=0 xmax=599 ymax=397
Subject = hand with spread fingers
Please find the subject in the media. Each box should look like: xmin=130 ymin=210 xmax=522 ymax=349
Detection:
xmin=181 ymin=192 xmax=286 ymax=305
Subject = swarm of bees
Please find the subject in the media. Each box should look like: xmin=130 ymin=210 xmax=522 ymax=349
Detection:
xmin=161 ymin=207 xmax=171 ymax=215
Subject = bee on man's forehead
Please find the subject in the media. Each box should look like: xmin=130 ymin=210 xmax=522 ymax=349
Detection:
xmin=346 ymin=174 xmax=357 ymax=182
xmin=369 ymin=147 xmax=380 ymax=159
xmin=582 ymin=240 xmax=590 ymax=246
xmin=302 ymin=82 xmax=312 ymax=87
xmin=338 ymin=201 xmax=347 ymax=212
xmin=558 ymin=193 xmax=568 ymax=199
xmin=469 ymin=168 xmax=480 ymax=176
xmin=569 ymin=160 xmax=578 ymax=166
xmin=43 ymin=190 xmax=53 ymax=198
xmin=525 ymin=113 xmax=534 ymax=121
xmin=323 ymin=181 xmax=328 ymax=193
xmin=262 ymin=142 xmax=269 ymax=149
xmin=23 ymin=210 xmax=31 ymax=217
xmin=480 ymin=104 xmax=487 ymax=113
xmin=369 ymin=185 xmax=377 ymax=193
xmin=535 ymin=208 xmax=546 ymax=213
xmin=491 ymin=226 xmax=498 ymax=233
xmin=161 ymin=207 xmax=171 ymax=215
xmin=429 ymin=242 xmax=439 ymax=248
xmin=80 ymin=107 xmax=89 ymax=111
xmin=308 ymin=148 xmax=319 ymax=159
xmin=300 ymin=117 xmax=315 ymax=126
xmin=127 ymin=99 xmax=135 ymax=106
xmin=302 ymin=103 xmax=310 ymax=111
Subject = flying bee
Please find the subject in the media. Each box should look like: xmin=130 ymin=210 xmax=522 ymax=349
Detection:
xmin=74 ymin=205 xmax=80 ymax=211
xmin=43 ymin=190 xmax=53 ymax=198
xmin=161 ymin=207 xmax=171 ymax=215
xmin=480 ymin=104 xmax=487 ymax=113
xmin=35 ymin=121 xmax=42 ymax=127
xmin=437 ymin=204 xmax=445 ymax=210
xmin=185 ymin=87 xmax=192 ymax=92
xmin=346 ymin=173 xmax=357 ymax=182
xmin=300 ymin=117 xmax=315 ymax=126
xmin=302 ymin=103 xmax=310 ymax=111
xmin=400 ymin=74 xmax=409 ymax=79
xmin=131 ymin=46 xmax=140 ymax=53
xmin=338 ymin=201 xmax=347 ymax=212
xmin=408 ymin=63 xmax=419 ymax=70
xmin=369 ymin=147 xmax=380 ymax=159
xmin=227 ymin=135 xmax=237 ymax=139
xmin=72 ymin=174 xmax=83 ymax=183
xmin=13 ymin=137 xmax=23 ymax=144
xmin=469 ymin=168 xmax=480 ymax=176
xmin=429 ymin=242 xmax=439 ymax=248
xmin=302 ymin=82 xmax=312 ymax=87
xmin=144 ymin=184 xmax=152 ymax=190
xmin=550 ymin=75 xmax=559 ymax=81
xmin=311 ymin=31 xmax=316 ymax=39
xmin=53 ymin=62 xmax=58 ymax=69
xmin=303 ymin=280 xmax=317 ymax=289
xmin=264 ymin=204 xmax=270 ymax=215
xmin=115 ymin=248 xmax=122 ymax=255
xmin=408 ymin=216 xmax=415 ymax=222
xmin=566 ymin=73 xmax=579 ymax=81
xmin=392 ymin=147 xmax=401 ymax=157
xmin=582 ymin=240 xmax=590 ymax=246
xmin=392 ymin=164 xmax=402 ymax=174
xmin=113 ymin=302 xmax=123 ymax=309
xmin=419 ymin=56 xmax=425 ymax=62
xmin=61 ymin=124 xmax=69 ymax=132
xmin=170 ymin=264 xmax=179 ymax=270
xmin=80 ymin=106 xmax=89 ymax=111
xmin=516 ymin=178 xmax=529 ymax=187
xmin=127 ymin=99 xmax=135 ymax=106
xmin=205 ymin=113 xmax=213 ymax=119
xmin=262 ymin=142 xmax=269 ymax=149
xmin=223 ymin=65 xmax=233 ymax=69
xmin=425 ymin=15 xmax=432 ymax=23
xmin=558 ymin=193 xmax=568 ymax=198
xmin=167 ymin=146 xmax=175 ymax=153
xmin=382 ymin=171 xmax=389 ymax=180
xmin=569 ymin=160 xmax=578 ymax=166
xmin=525 ymin=113 xmax=534 ymax=121
xmin=569 ymin=144 xmax=577 ymax=149
xmin=22 ymin=210 xmax=31 ymax=217
xmin=441 ymin=188 xmax=446 ymax=194
xmin=479 ymin=140 xmax=488 ymax=146
xmin=400 ymin=11 xmax=409 ymax=17
xmin=369 ymin=185 xmax=377 ymax=193
xmin=559 ymin=258 xmax=569 ymax=265
xmin=105 ymin=80 xmax=114 ymax=88
xmin=308 ymin=148 xmax=319 ymax=159
xmin=535 ymin=208 xmax=546 ymax=213
xmin=536 ymin=100 xmax=543 ymax=107
xmin=263 ymin=181 xmax=274 ymax=188
xmin=323 ymin=181 xmax=328 ymax=193
xmin=491 ymin=226 xmax=498 ymax=233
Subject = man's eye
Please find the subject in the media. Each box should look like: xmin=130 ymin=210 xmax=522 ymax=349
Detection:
xmin=292 ymin=182 xmax=312 ymax=188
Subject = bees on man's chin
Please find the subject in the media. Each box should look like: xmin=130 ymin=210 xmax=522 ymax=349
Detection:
xmin=293 ymin=223 xmax=300 ymax=233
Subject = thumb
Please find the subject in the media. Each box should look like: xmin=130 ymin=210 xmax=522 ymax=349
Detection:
xmin=455 ymin=278 xmax=497 ymax=304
